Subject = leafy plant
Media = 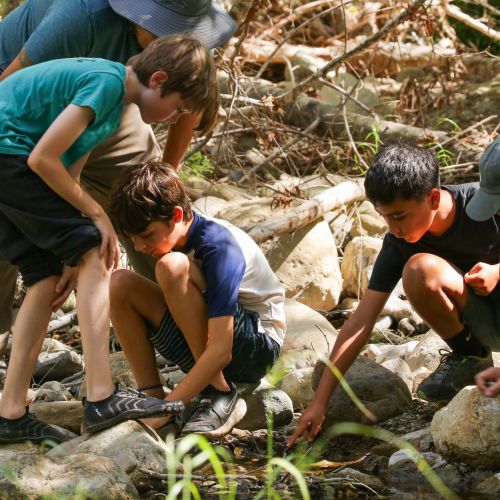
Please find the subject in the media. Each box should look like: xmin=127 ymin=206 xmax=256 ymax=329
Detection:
xmin=181 ymin=151 xmax=215 ymax=181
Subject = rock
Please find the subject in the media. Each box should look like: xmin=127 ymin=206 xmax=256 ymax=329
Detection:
xmin=192 ymin=196 xmax=229 ymax=217
xmin=387 ymin=450 xmax=448 ymax=492
xmin=77 ymin=351 xmax=138 ymax=400
xmin=398 ymin=317 xmax=416 ymax=336
xmin=0 ymin=449 xmax=138 ymax=499
xmin=431 ymin=386 xmax=500 ymax=468
xmin=405 ymin=331 xmax=448 ymax=372
xmin=473 ymin=472 xmax=500 ymax=497
xmin=276 ymin=299 xmax=337 ymax=373
xmin=33 ymin=381 xmax=71 ymax=403
xmin=349 ymin=201 xmax=387 ymax=238
xmin=266 ymin=220 xmax=342 ymax=311
xmin=380 ymin=358 xmax=413 ymax=393
xmin=278 ymin=367 xmax=315 ymax=408
xmin=324 ymin=467 xmax=384 ymax=491
xmin=328 ymin=212 xmax=353 ymax=247
xmin=237 ymin=381 xmax=293 ymax=431
xmin=312 ymin=356 xmax=412 ymax=427
xmin=218 ymin=198 xmax=288 ymax=228
xmin=375 ymin=342 xmax=419 ymax=364
xmin=60 ymin=291 xmax=77 ymax=313
xmin=412 ymin=367 xmax=432 ymax=394
xmin=398 ymin=426 xmax=434 ymax=452
xmin=341 ymin=236 xmax=383 ymax=298
xmin=161 ymin=368 xmax=185 ymax=390
xmin=49 ymin=420 xmax=169 ymax=486
xmin=30 ymin=401 xmax=84 ymax=434
xmin=33 ymin=340 xmax=83 ymax=381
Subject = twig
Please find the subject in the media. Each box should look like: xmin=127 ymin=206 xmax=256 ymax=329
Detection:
xmin=276 ymin=0 xmax=427 ymax=104
xmin=237 ymin=117 xmax=321 ymax=185
xmin=319 ymin=77 xmax=373 ymax=114
xmin=444 ymin=1 xmax=500 ymax=41
xmin=432 ymin=115 xmax=498 ymax=149
xmin=342 ymin=105 xmax=369 ymax=172
xmin=255 ymin=2 xmax=352 ymax=79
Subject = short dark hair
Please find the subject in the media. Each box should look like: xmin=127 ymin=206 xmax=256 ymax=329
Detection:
xmin=364 ymin=141 xmax=440 ymax=205
xmin=128 ymin=35 xmax=220 ymax=135
xmin=109 ymin=159 xmax=193 ymax=236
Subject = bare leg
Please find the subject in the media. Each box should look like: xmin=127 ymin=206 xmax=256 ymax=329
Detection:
xmin=0 ymin=276 xmax=58 ymax=418
xmin=155 ymin=252 xmax=229 ymax=392
xmin=77 ymin=247 xmax=115 ymax=402
xmin=402 ymin=253 xmax=467 ymax=339
xmin=110 ymin=269 xmax=167 ymax=400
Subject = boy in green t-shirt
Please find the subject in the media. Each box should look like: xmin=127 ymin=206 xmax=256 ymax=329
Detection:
xmin=0 ymin=35 xmax=218 ymax=445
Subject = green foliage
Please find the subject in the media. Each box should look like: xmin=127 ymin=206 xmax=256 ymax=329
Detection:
xmin=181 ymin=151 xmax=215 ymax=181
xmin=0 ymin=0 xmax=23 ymax=19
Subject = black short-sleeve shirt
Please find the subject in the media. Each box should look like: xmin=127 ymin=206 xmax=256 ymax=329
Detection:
xmin=368 ymin=183 xmax=500 ymax=294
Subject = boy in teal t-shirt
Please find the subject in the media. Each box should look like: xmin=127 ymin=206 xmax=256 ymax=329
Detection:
xmin=0 ymin=35 xmax=218 ymax=445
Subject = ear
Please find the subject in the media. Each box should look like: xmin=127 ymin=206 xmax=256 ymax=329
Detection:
xmin=150 ymin=70 xmax=168 ymax=90
xmin=428 ymin=188 xmax=441 ymax=209
xmin=172 ymin=206 xmax=183 ymax=223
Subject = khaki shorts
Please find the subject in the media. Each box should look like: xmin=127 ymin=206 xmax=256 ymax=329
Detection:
xmin=463 ymin=286 xmax=500 ymax=351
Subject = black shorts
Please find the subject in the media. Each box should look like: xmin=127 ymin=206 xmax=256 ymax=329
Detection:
xmin=148 ymin=302 xmax=281 ymax=383
xmin=0 ymin=154 xmax=101 ymax=286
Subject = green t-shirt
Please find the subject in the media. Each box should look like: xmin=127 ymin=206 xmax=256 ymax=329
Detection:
xmin=0 ymin=57 xmax=126 ymax=167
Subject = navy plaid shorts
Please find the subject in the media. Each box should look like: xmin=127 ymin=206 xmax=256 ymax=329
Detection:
xmin=148 ymin=302 xmax=280 ymax=383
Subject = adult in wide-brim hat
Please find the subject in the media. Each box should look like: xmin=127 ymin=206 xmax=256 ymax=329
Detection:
xmin=109 ymin=0 xmax=237 ymax=49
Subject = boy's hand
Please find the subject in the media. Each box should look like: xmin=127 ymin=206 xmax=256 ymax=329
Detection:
xmin=475 ymin=367 xmax=500 ymax=398
xmin=52 ymin=266 xmax=78 ymax=311
xmin=92 ymin=212 xmax=120 ymax=269
xmin=287 ymin=401 xmax=326 ymax=448
xmin=464 ymin=262 xmax=500 ymax=295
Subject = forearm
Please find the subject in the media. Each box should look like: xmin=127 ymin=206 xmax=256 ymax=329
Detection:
xmin=167 ymin=346 xmax=231 ymax=403
xmin=0 ymin=50 xmax=31 ymax=82
xmin=28 ymin=154 xmax=102 ymax=219
xmin=162 ymin=112 xmax=200 ymax=170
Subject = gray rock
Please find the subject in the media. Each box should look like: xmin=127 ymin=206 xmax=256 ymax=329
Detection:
xmin=473 ymin=472 xmax=500 ymax=497
xmin=405 ymin=331 xmax=448 ymax=372
xmin=278 ymin=367 xmax=315 ymax=408
xmin=237 ymin=381 xmax=293 ymax=431
xmin=398 ymin=426 xmax=434 ymax=452
xmin=324 ymin=467 xmax=384 ymax=492
xmin=49 ymin=420 xmax=169 ymax=486
xmin=312 ymin=356 xmax=412 ymax=427
xmin=0 ymin=448 xmax=138 ymax=499
xmin=192 ymin=196 xmax=229 ymax=217
xmin=33 ymin=340 xmax=83 ymax=381
xmin=431 ymin=386 xmax=500 ymax=468
xmin=30 ymin=400 xmax=84 ymax=434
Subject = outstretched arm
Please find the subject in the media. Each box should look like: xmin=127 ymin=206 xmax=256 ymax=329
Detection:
xmin=288 ymin=289 xmax=389 ymax=447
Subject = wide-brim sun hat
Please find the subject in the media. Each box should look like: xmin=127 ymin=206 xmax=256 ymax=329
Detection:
xmin=466 ymin=137 xmax=500 ymax=221
xmin=109 ymin=0 xmax=237 ymax=49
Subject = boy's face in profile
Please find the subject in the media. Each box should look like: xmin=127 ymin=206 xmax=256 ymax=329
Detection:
xmin=139 ymin=71 xmax=192 ymax=125
xmin=374 ymin=189 xmax=440 ymax=243
xmin=131 ymin=207 xmax=184 ymax=258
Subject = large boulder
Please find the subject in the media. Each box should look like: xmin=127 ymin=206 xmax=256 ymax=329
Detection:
xmin=31 ymin=401 xmax=84 ymax=434
xmin=266 ymin=220 xmax=342 ymax=311
xmin=341 ymin=236 xmax=382 ymax=298
xmin=49 ymin=420 xmax=170 ymax=486
xmin=192 ymin=196 xmax=229 ymax=217
xmin=312 ymin=356 xmax=412 ymax=427
xmin=349 ymin=201 xmax=387 ymax=238
xmin=405 ymin=331 xmax=448 ymax=372
xmin=0 ymin=448 xmax=138 ymax=499
xmin=431 ymin=386 xmax=500 ymax=468
xmin=217 ymin=198 xmax=288 ymax=227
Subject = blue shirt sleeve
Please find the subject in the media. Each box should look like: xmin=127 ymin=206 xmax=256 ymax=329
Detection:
xmin=23 ymin=0 xmax=94 ymax=65
xmin=193 ymin=221 xmax=246 ymax=318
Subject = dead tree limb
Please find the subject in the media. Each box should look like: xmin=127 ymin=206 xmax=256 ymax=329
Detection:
xmin=276 ymin=0 xmax=427 ymax=104
xmin=245 ymin=181 xmax=365 ymax=244
xmin=444 ymin=1 xmax=500 ymax=41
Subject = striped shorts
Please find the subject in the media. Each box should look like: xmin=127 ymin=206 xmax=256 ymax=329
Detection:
xmin=148 ymin=303 xmax=280 ymax=383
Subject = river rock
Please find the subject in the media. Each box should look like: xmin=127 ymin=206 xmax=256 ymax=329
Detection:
xmin=266 ymin=220 xmax=342 ymax=311
xmin=312 ymin=356 xmax=412 ymax=427
xmin=350 ymin=201 xmax=387 ymax=238
xmin=278 ymin=367 xmax=315 ymax=408
xmin=218 ymin=197 xmax=288 ymax=228
xmin=341 ymin=236 xmax=383 ymax=298
xmin=0 ymin=448 xmax=138 ymax=499
xmin=405 ymin=331 xmax=448 ymax=372
xmin=380 ymin=358 xmax=413 ymax=392
xmin=30 ymin=401 xmax=84 ymax=434
xmin=473 ymin=472 xmax=500 ymax=497
xmin=276 ymin=299 xmax=337 ymax=373
xmin=33 ymin=339 xmax=83 ymax=381
xmin=192 ymin=196 xmax=230 ymax=217
xmin=238 ymin=381 xmax=293 ymax=430
xmin=49 ymin=420 xmax=169 ymax=486
xmin=431 ymin=386 xmax=500 ymax=468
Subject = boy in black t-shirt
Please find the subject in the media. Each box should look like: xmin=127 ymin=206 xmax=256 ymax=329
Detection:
xmin=289 ymin=141 xmax=500 ymax=447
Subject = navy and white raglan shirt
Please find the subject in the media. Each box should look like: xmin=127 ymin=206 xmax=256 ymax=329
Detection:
xmin=181 ymin=212 xmax=286 ymax=347
xmin=368 ymin=183 xmax=500 ymax=296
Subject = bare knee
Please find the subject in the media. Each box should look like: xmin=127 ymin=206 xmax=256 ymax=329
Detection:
xmin=110 ymin=269 xmax=136 ymax=304
xmin=155 ymin=252 xmax=190 ymax=289
xmin=402 ymin=253 xmax=462 ymax=298
xmin=78 ymin=246 xmax=109 ymax=278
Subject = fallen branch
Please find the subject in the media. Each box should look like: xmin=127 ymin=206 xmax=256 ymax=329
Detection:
xmin=444 ymin=1 xmax=500 ymax=41
xmin=245 ymin=180 xmax=365 ymax=244
xmin=276 ymin=0 xmax=427 ymax=104
xmin=47 ymin=311 xmax=77 ymax=334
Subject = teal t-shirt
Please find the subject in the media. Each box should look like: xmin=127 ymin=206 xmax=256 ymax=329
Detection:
xmin=0 ymin=58 xmax=126 ymax=167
